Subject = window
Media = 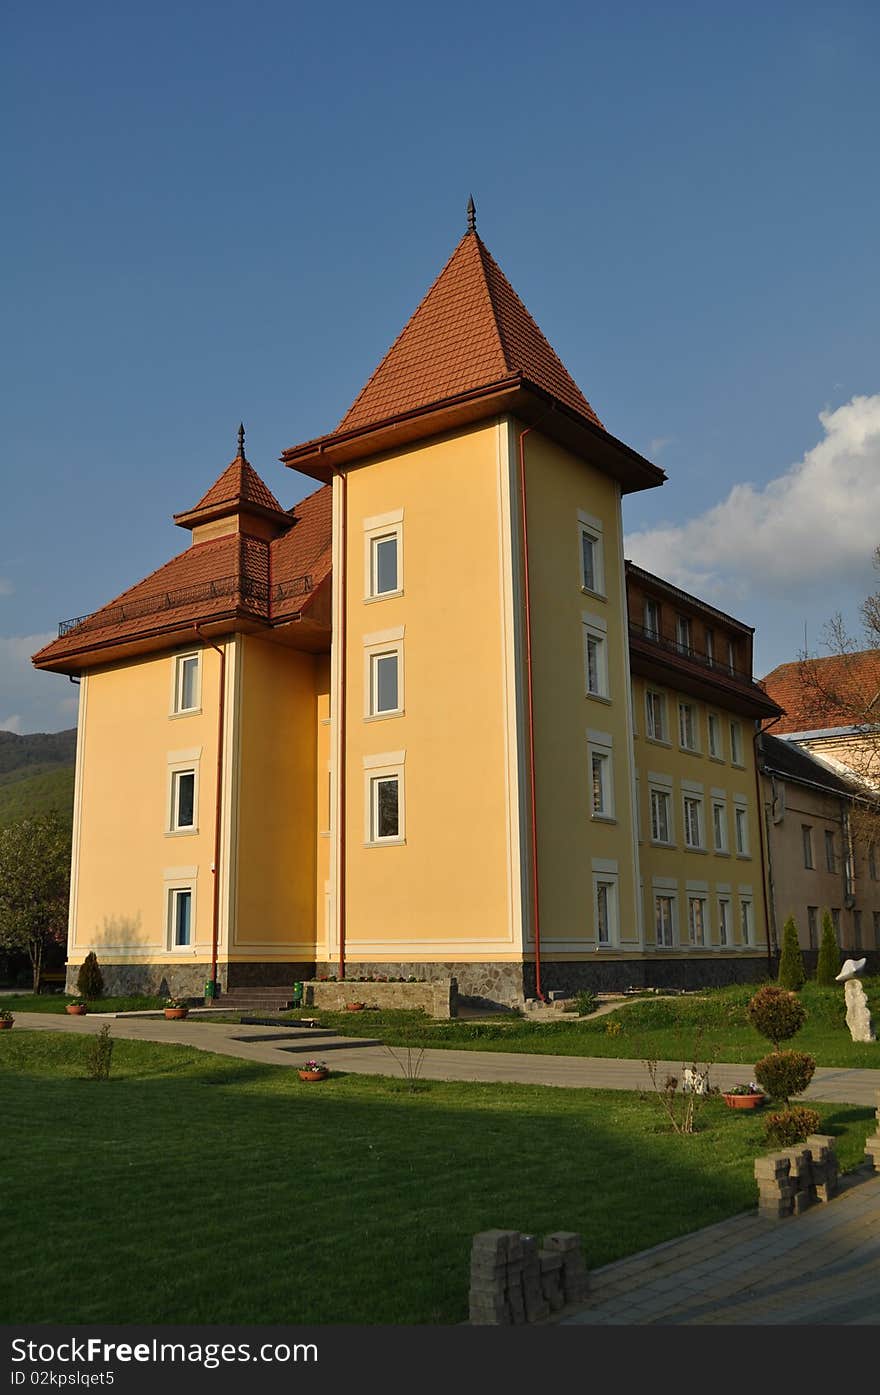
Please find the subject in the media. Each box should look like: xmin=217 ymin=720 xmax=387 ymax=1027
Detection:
xmin=579 ymin=520 xmax=604 ymax=594
xmin=590 ymin=745 xmax=613 ymax=819
xmin=712 ymin=801 xmax=728 ymax=853
xmin=644 ymin=599 xmax=660 ymax=640
xmin=718 ymin=897 xmax=731 ymax=947
xmin=854 ymin=910 xmax=863 ymax=947
xmin=707 ymin=712 xmax=722 ymax=758
xmin=679 ymin=703 xmax=698 ymax=751
xmin=734 ymin=806 xmax=749 ymax=856
xmin=825 ymin=830 xmax=836 ymax=874
xmin=371 ymin=774 xmax=400 ymax=841
xmin=583 ymin=622 xmax=608 ymax=698
xmin=807 ymin=906 xmax=819 ymax=948
xmin=705 ymin=628 xmax=715 ymax=667
xmin=740 ymin=898 xmax=753 ymax=945
xmin=650 ymin=788 xmax=671 ymax=843
xmin=168 ymin=886 xmax=193 ymax=948
xmin=645 ymin=690 xmax=666 ymax=741
xmin=831 ymin=907 xmax=841 ymax=939
xmin=655 ymin=894 xmax=675 ymax=948
xmin=370 ymin=651 xmax=400 ymax=716
xmin=170 ymin=769 xmax=196 ymax=832
xmin=727 ymin=639 xmax=737 ymax=674
xmin=172 ymin=653 xmax=200 ymax=714
xmin=802 ymin=826 xmax=814 ymax=869
xmin=594 ymin=876 xmax=618 ymax=946
xmin=683 ymin=796 xmax=703 ymax=849
xmin=676 ymin=614 xmax=692 ymax=655
xmin=729 ymin=721 xmax=743 ymax=765
xmin=687 ymin=896 xmax=706 ymax=946
xmin=363 ymin=510 xmax=404 ymax=600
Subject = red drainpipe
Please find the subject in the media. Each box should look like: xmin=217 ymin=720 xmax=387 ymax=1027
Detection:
xmin=335 ymin=468 xmax=348 ymax=982
xmin=194 ymin=625 xmax=225 ymax=993
xmin=518 ymin=427 xmax=545 ymax=1001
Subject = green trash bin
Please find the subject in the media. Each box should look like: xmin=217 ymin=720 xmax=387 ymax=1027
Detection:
xmin=291 ymin=980 xmax=304 ymax=1008
xmin=204 ymin=979 xmax=216 ymax=1001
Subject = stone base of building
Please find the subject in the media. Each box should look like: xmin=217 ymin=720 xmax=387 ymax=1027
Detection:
xmin=787 ymin=948 xmax=880 ymax=977
xmin=314 ymin=960 xmax=525 ymax=1009
xmin=523 ymin=955 xmax=771 ymax=998
xmin=64 ymin=959 xmax=317 ymax=998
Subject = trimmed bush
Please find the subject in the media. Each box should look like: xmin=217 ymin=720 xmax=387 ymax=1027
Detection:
xmin=815 ymin=910 xmax=840 ymax=986
xmin=763 ymin=1106 xmax=823 ymax=1147
xmin=747 ymin=985 xmax=806 ymax=1048
xmin=754 ymin=1050 xmax=816 ymax=1104
xmin=84 ymin=1024 xmax=114 ymax=1081
xmin=777 ymin=916 xmax=806 ymax=992
xmin=76 ymin=952 xmax=105 ymax=1000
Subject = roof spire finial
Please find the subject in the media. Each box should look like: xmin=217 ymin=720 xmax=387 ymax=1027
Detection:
xmin=466 ymin=194 xmax=476 ymax=234
xmin=237 ymin=422 xmax=245 ymax=459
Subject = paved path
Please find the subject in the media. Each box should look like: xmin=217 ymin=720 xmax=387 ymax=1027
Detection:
xmin=8 ymin=1011 xmax=880 ymax=1106
xmin=562 ymin=1170 xmax=880 ymax=1325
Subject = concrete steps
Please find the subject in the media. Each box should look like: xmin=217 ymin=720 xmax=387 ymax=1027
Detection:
xmin=220 ymin=989 xmax=297 ymax=1011
xmin=229 ymin=1027 xmax=382 ymax=1053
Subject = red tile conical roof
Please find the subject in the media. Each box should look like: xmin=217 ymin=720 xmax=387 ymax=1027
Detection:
xmin=174 ymin=455 xmax=288 ymax=528
xmin=338 ymin=230 xmax=602 ymax=433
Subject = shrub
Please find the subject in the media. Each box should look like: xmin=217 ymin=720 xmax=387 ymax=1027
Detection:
xmin=763 ymin=1106 xmax=822 ymax=1147
xmin=815 ymin=910 xmax=840 ymax=986
xmin=747 ymin=985 xmax=806 ymax=1047
xmin=85 ymin=1024 xmax=114 ymax=1081
xmin=754 ymin=1050 xmax=816 ymax=1104
xmin=575 ymin=990 xmax=597 ymax=1017
xmin=777 ymin=916 xmax=806 ymax=992
xmin=76 ymin=952 xmax=104 ymax=1000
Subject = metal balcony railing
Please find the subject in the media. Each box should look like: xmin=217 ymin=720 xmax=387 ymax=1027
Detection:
xmin=628 ymin=619 xmax=753 ymax=684
xmin=58 ymin=572 xmax=314 ymax=638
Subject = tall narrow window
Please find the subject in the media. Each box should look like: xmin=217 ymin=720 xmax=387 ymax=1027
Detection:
xmin=370 ymin=651 xmax=400 ymax=716
xmin=645 ymin=690 xmax=665 ymax=741
xmin=825 ymin=830 xmax=836 ymax=873
xmin=712 ymin=802 xmax=728 ymax=853
xmin=854 ymin=910 xmax=863 ymax=946
xmin=650 ymin=788 xmax=671 ymax=843
xmin=584 ymin=626 xmax=608 ymax=698
xmin=644 ymin=599 xmax=660 ymax=640
xmin=683 ymin=796 xmax=703 ymax=849
xmin=729 ymin=721 xmax=743 ymax=764
xmin=676 ymin=615 xmax=692 ymax=654
xmin=718 ymin=897 xmax=731 ymax=947
xmin=740 ymin=899 xmax=753 ymax=946
xmin=734 ymin=807 xmax=749 ymax=855
xmin=831 ymin=907 xmax=841 ymax=939
xmin=655 ymin=895 xmax=675 ymax=948
xmin=169 ymin=887 xmax=193 ymax=947
xmin=579 ymin=524 xmax=603 ymax=593
xmin=170 ymin=770 xmax=195 ymax=831
xmin=802 ymin=826 xmax=814 ymax=869
xmin=594 ymin=879 xmax=617 ymax=945
xmin=727 ymin=639 xmax=737 ymax=674
xmin=679 ymin=703 xmax=698 ymax=750
xmin=590 ymin=749 xmax=613 ymax=819
xmin=705 ymin=628 xmax=715 ymax=667
xmin=707 ymin=712 xmax=722 ymax=758
xmin=173 ymin=653 xmax=200 ymax=714
xmin=870 ymin=844 xmax=878 ymax=881
xmin=807 ymin=906 xmax=819 ymax=947
xmin=688 ymin=896 xmax=706 ymax=946
xmin=371 ymin=534 xmax=399 ymax=596
xmin=371 ymin=774 xmax=400 ymax=842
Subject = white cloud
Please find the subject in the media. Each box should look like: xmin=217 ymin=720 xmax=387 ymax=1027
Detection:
xmin=648 ymin=436 xmax=673 ymax=456
xmin=626 ymin=394 xmax=880 ymax=601
xmin=0 ymin=714 xmax=23 ymax=733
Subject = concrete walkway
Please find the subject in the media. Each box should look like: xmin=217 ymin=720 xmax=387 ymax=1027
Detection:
xmin=8 ymin=1011 xmax=880 ymax=1106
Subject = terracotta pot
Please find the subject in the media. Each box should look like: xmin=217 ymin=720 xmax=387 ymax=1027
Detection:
xmin=723 ymin=1092 xmax=763 ymax=1109
xmin=298 ymin=1069 xmax=329 ymax=1082
xmin=164 ymin=1008 xmax=189 ymax=1020
xmin=0 ymin=1019 xmax=13 ymax=1030
xmin=66 ymin=1004 xmax=87 ymax=1016
xmin=345 ymin=1003 xmax=365 ymax=1012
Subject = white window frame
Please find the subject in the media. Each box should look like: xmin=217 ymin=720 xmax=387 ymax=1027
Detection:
xmin=654 ymin=892 xmax=677 ymax=948
xmin=164 ymin=873 xmax=197 ymax=951
xmin=577 ymin=511 xmax=605 ymax=597
xmin=739 ymin=896 xmax=754 ymax=946
xmin=593 ymin=871 xmax=619 ymax=947
xmin=363 ymin=627 xmax=404 ymax=720
xmin=707 ymin=711 xmax=723 ymax=760
xmin=649 ymin=786 xmax=672 ymax=845
xmin=678 ymin=701 xmax=699 ymax=752
xmin=363 ymin=752 xmax=406 ymax=846
xmin=705 ymin=627 xmax=715 ymax=667
xmin=171 ymin=651 xmax=201 ymax=716
xmin=717 ymin=895 xmax=731 ymax=948
xmin=687 ymin=895 xmax=707 ymax=946
xmin=588 ymin=734 xmax=614 ymax=821
xmin=729 ymin=720 xmax=744 ymax=766
xmin=683 ymin=794 xmax=704 ymax=850
xmin=363 ymin=509 xmax=404 ymax=602
xmin=734 ymin=802 xmax=749 ymax=856
xmin=644 ymin=598 xmax=660 ymax=640
xmin=166 ymin=750 xmax=201 ymax=836
xmin=582 ymin=615 xmax=609 ymax=699
xmin=676 ymin=614 xmax=692 ymax=655
xmin=645 ymin=689 xmax=666 ymax=742
xmin=712 ymin=798 xmax=728 ymax=853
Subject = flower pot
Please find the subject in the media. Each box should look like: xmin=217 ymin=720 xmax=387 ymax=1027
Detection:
xmin=164 ymin=1008 xmax=189 ymax=1020
xmin=0 ymin=1019 xmax=13 ymax=1030
xmin=298 ymin=1069 xmax=329 ymax=1082
xmin=723 ymin=1093 xmax=763 ymax=1109
xmin=345 ymin=1003 xmax=366 ymax=1012
xmin=66 ymin=1004 xmax=87 ymax=1016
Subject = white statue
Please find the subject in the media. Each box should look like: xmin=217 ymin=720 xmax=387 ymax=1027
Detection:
xmin=835 ymin=958 xmax=875 ymax=1043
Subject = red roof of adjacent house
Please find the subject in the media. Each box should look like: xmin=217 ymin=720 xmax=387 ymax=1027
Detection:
xmin=760 ymin=651 xmax=880 ymax=733
xmin=337 ymin=229 xmax=602 ymax=434
xmin=32 ymin=464 xmax=333 ymax=672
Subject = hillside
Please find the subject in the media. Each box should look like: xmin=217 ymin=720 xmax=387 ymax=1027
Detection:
xmin=0 ymin=729 xmax=77 ymax=827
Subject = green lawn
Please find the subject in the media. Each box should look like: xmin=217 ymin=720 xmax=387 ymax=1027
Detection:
xmin=0 ymin=994 xmax=166 ymax=1014
xmin=208 ymin=979 xmax=880 ymax=1070
xmin=1 ymin=1031 xmax=874 ymax=1324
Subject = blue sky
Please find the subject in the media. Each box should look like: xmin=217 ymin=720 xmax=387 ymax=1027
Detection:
xmin=3 ymin=0 xmax=880 ymax=732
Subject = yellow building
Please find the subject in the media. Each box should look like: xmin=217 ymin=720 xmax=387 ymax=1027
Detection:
xmin=33 ymin=206 xmax=780 ymax=1005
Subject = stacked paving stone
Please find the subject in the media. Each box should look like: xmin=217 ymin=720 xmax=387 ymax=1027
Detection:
xmin=754 ymin=1135 xmax=839 ymax=1219
xmin=864 ymin=1092 xmax=880 ymax=1173
xmin=469 ymin=1229 xmax=589 ymax=1324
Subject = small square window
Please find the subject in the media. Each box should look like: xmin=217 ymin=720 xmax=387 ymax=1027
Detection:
xmin=173 ymin=653 xmax=200 ymax=714
xmin=170 ymin=769 xmax=196 ymax=832
xmin=371 ymin=652 xmax=400 ymax=716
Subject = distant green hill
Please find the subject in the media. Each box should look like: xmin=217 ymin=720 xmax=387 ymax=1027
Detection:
xmin=0 ymin=729 xmax=77 ymax=827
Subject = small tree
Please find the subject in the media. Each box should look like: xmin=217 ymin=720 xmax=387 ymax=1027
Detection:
xmin=754 ymin=1050 xmax=816 ymax=1104
xmin=748 ymin=985 xmax=806 ymax=1048
xmin=85 ymin=1024 xmax=114 ymax=1081
xmin=815 ymin=909 xmax=840 ymax=985
xmin=76 ymin=951 xmax=104 ymax=1000
xmin=0 ymin=812 xmax=70 ymax=992
xmin=777 ymin=915 xmax=806 ymax=991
